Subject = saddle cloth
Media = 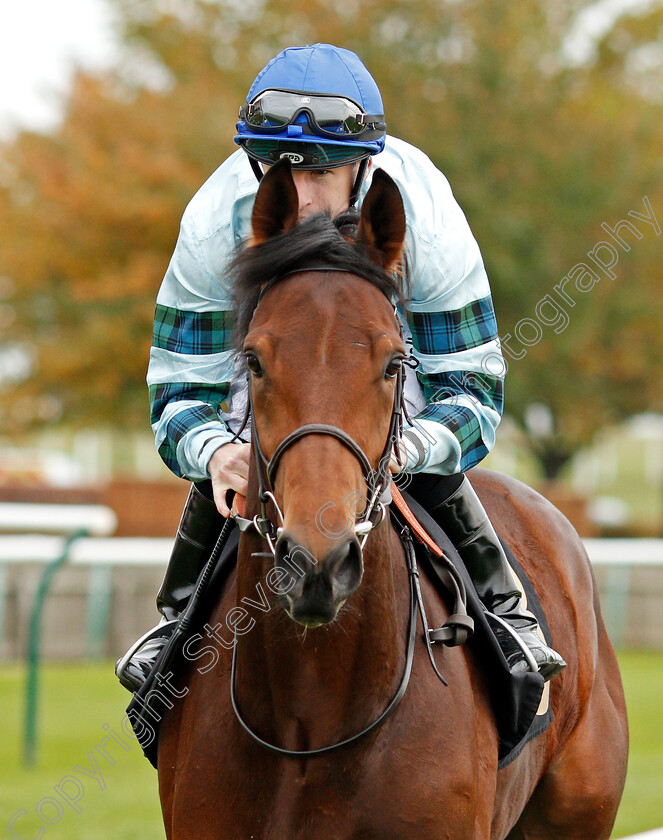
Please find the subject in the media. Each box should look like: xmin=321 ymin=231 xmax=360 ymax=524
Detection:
xmin=396 ymin=490 xmax=552 ymax=769
xmin=127 ymin=496 xmax=552 ymax=769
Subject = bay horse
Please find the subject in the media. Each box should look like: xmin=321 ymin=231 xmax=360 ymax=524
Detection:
xmin=157 ymin=161 xmax=628 ymax=839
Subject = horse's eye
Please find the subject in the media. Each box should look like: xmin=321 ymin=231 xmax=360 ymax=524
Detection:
xmin=385 ymin=357 xmax=403 ymax=379
xmin=245 ymin=352 xmax=264 ymax=378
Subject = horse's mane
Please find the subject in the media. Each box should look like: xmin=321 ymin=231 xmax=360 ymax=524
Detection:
xmin=230 ymin=212 xmax=405 ymax=346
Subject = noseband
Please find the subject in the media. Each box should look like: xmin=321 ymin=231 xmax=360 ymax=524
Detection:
xmin=229 ymin=266 xmax=462 ymax=759
xmin=233 ymin=267 xmax=406 ymax=553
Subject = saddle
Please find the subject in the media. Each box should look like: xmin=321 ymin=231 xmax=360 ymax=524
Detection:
xmin=391 ymin=487 xmax=552 ymax=768
xmin=126 ymin=492 xmax=551 ymax=769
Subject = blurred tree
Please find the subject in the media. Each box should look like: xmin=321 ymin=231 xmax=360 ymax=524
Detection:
xmin=0 ymin=0 xmax=662 ymax=479
xmin=0 ymin=4 xmax=245 ymax=431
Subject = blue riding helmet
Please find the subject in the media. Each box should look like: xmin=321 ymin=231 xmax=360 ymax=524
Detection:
xmin=235 ymin=44 xmax=387 ymax=172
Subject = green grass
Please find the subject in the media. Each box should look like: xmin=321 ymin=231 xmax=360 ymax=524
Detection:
xmin=0 ymin=653 xmax=661 ymax=839
xmin=0 ymin=663 xmax=162 ymax=840
xmin=612 ymin=650 xmax=663 ymax=838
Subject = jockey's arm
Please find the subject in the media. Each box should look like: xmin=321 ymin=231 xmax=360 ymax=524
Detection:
xmin=148 ymin=208 xmax=240 ymax=485
xmin=398 ymin=287 xmax=505 ymax=475
xmin=392 ymin=186 xmax=505 ymax=474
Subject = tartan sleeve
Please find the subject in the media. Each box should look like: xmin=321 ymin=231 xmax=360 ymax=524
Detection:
xmin=145 ymin=160 xmax=262 ymax=479
xmin=148 ymin=301 xmax=238 ymax=480
xmin=405 ymin=295 xmax=505 ymax=474
xmin=149 ymin=380 xmax=232 ymax=478
xmin=413 ymin=369 xmax=504 ymax=472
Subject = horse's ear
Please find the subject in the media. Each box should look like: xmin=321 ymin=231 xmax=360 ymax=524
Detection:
xmin=356 ymin=169 xmax=406 ymax=271
xmin=251 ymin=158 xmax=299 ymax=244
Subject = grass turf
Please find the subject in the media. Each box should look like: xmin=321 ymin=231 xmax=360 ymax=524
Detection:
xmin=0 ymin=663 xmax=162 ymax=840
xmin=0 ymin=651 xmax=661 ymax=839
xmin=611 ymin=650 xmax=663 ymax=838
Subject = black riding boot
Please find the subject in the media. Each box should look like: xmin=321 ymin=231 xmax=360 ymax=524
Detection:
xmin=115 ymin=481 xmax=224 ymax=692
xmin=410 ymin=473 xmax=566 ymax=681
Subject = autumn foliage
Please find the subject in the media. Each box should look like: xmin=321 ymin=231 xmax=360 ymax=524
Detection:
xmin=1 ymin=0 xmax=662 ymax=477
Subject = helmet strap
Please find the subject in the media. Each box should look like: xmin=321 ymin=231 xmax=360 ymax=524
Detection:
xmin=350 ymin=157 xmax=370 ymax=208
xmin=249 ymin=157 xmax=264 ymax=183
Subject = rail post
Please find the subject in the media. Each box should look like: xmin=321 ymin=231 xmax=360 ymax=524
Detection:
xmin=23 ymin=529 xmax=88 ymax=767
xmin=1 ymin=501 xmax=118 ymax=768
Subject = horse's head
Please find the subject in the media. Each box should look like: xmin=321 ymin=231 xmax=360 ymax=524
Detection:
xmin=233 ymin=160 xmax=406 ymax=627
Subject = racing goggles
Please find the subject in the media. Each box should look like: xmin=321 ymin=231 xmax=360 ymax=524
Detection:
xmin=238 ymin=90 xmax=386 ymax=140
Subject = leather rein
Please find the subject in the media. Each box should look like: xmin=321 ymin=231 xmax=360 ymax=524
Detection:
xmin=228 ymin=266 xmax=471 ymax=758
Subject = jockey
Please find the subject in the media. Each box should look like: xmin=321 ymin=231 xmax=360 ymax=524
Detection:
xmin=116 ymin=43 xmax=565 ymax=692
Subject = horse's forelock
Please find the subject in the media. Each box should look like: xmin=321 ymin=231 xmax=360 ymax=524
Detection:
xmin=230 ymin=212 xmax=404 ymax=348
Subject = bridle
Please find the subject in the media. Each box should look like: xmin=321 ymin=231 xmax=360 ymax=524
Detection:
xmin=232 ymin=266 xmax=406 ymax=554
xmin=229 ymin=265 xmax=466 ymax=759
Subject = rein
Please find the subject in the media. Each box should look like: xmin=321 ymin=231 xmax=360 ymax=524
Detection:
xmin=228 ymin=264 xmax=469 ymax=758
xmin=230 ymin=524 xmax=420 ymax=758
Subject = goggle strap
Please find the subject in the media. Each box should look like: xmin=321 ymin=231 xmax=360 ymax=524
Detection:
xmin=357 ymin=114 xmax=386 ymax=128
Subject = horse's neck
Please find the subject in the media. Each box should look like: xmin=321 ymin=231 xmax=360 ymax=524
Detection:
xmin=234 ymin=524 xmax=409 ymax=751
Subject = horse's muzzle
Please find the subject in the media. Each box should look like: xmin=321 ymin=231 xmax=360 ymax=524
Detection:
xmin=274 ymin=532 xmax=364 ymax=627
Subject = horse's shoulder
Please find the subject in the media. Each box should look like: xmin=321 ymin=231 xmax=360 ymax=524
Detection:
xmin=469 ymin=467 xmax=581 ymax=542
xmin=468 ymin=466 xmax=594 ymax=600
xmin=469 ymin=465 xmax=550 ymax=505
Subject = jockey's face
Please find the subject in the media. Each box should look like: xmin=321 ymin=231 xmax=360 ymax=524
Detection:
xmin=291 ymin=163 xmax=360 ymax=220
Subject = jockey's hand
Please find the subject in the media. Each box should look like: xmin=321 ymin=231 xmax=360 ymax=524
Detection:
xmin=208 ymin=443 xmax=251 ymax=517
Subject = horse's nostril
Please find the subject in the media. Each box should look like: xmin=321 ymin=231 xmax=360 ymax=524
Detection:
xmin=273 ymin=532 xmax=363 ymax=624
xmin=327 ymin=537 xmax=363 ymax=601
xmin=274 ymin=533 xmax=292 ymax=569
xmin=274 ymin=532 xmax=317 ymax=598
